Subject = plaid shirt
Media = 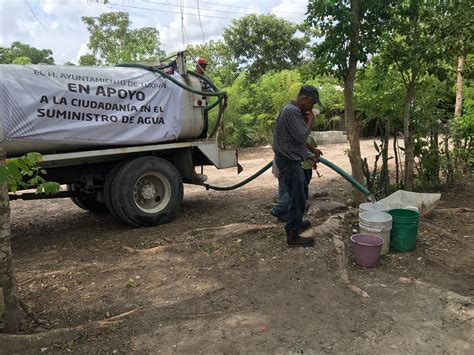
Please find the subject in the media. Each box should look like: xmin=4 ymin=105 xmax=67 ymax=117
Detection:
xmin=272 ymin=101 xmax=310 ymax=161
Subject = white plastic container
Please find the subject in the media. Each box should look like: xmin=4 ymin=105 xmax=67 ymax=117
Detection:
xmin=359 ymin=202 xmax=390 ymax=216
xmin=359 ymin=211 xmax=393 ymax=255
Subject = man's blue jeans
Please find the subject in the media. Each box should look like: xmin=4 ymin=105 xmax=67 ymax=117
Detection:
xmin=274 ymin=156 xmax=307 ymax=230
xmin=273 ymin=169 xmax=312 ymax=215
xmin=272 ymin=167 xmax=312 ymax=221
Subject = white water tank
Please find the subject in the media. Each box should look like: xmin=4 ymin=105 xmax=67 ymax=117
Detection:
xmin=0 ymin=64 xmax=206 ymax=157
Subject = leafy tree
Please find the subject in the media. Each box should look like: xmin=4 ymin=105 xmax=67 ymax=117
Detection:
xmin=411 ymin=76 xmax=454 ymax=189
xmin=223 ymin=14 xmax=308 ymax=79
xmin=81 ymin=11 xmax=165 ymax=65
xmin=79 ymin=53 xmax=100 ymax=66
xmin=0 ymin=41 xmax=54 ymax=64
xmin=378 ymin=0 xmax=456 ymax=190
xmin=306 ymin=0 xmax=394 ymax=203
xmin=355 ymin=63 xmax=404 ymax=193
xmin=0 ymin=151 xmax=60 ymax=333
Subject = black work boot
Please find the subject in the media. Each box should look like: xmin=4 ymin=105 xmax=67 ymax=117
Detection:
xmin=285 ymin=228 xmax=314 ymax=247
xmin=298 ymin=220 xmax=311 ymax=231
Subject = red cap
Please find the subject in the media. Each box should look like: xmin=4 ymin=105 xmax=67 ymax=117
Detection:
xmin=197 ymin=57 xmax=207 ymax=66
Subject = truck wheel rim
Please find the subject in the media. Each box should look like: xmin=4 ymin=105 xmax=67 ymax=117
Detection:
xmin=133 ymin=172 xmax=172 ymax=214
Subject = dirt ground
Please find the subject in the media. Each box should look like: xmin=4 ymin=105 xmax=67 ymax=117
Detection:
xmin=2 ymin=139 xmax=473 ymax=354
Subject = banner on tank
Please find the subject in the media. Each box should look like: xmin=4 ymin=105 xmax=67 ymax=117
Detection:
xmin=0 ymin=65 xmax=184 ymax=145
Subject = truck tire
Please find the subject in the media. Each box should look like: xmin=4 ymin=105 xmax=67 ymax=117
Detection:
xmin=103 ymin=161 xmax=127 ymax=219
xmin=70 ymin=196 xmax=109 ymax=214
xmin=110 ymin=156 xmax=183 ymax=227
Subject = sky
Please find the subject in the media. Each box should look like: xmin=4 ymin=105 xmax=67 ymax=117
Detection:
xmin=0 ymin=0 xmax=309 ymax=64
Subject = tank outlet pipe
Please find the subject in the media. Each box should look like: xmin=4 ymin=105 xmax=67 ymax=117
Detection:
xmin=316 ymin=156 xmax=371 ymax=197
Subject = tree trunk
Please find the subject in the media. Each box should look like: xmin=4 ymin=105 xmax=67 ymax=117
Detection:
xmin=453 ymin=52 xmax=465 ymax=171
xmin=403 ymin=78 xmax=416 ymax=191
xmin=444 ymin=130 xmax=453 ymax=186
xmin=431 ymin=130 xmax=440 ymax=188
xmin=344 ymin=0 xmax=366 ymax=204
xmin=393 ymin=131 xmax=400 ymax=189
xmin=0 ymin=149 xmax=20 ymax=333
xmin=454 ymin=54 xmax=465 ymax=117
xmin=380 ymin=118 xmax=390 ymax=196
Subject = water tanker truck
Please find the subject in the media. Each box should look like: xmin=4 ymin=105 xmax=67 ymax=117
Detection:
xmin=0 ymin=52 xmax=239 ymax=227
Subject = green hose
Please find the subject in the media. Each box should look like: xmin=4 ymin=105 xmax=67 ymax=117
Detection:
xmin=316 ymin=156 xmax=371 ymax=196
xmin=116 ymin=63 xmax=227 ymax=97
xmin=203 ymin=157 xmax=371 ymax=197
xmin=204 ymin=161 xmax=273 ymax=191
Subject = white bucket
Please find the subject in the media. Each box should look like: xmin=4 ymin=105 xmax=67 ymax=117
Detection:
xmin=359 ymin=202 xmax=390 ymax=216
xmin=359 ymin=211 xmax=393 ymax=255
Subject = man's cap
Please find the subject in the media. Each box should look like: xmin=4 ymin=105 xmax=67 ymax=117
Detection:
xmin=197 ymin=57 xmax=207 ymax=66
xmin=299 ymin=85 xmax=322 ymax=106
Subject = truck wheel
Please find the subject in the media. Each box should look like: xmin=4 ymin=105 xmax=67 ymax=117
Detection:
xmin=110 ymin=157 xmax=183 ymax=227
xmin=70 ymin=196 xmax=109 ymax=214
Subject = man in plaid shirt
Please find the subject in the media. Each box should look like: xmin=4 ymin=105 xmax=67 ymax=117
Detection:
xmin=272 ymin=85 xmax=322 ymax=247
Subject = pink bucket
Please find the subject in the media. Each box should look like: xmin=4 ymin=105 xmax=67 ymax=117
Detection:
xmin=350 ymin=234 xmax=384 ymax=267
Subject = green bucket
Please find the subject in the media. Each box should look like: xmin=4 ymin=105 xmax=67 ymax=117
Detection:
xmin=388 ymin=209 xmax=420 ymax=252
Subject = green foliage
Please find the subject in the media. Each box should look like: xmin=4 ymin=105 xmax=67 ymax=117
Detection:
xmin=219 ymin=72 xmax=257 ymax=147
xmin=452 ymin=69 xmax=474 ymax=173
xmin=307 ymin=77 xmax=344 ymax=130
xmin=0 ymin=152 xmax=60 ymax=195
xmin=452 ymin=114 xmax=474 ymax=173
xmin=220 ymin=71 xmax=300 ymax=147
xmin=81 ymin=11 xmax=165 ymax=65
xmin=79 ymin=54 xmax=99 ymax=66
xmin=355 ymin=63 xmax=404 ymax=127
xmin=214 ymin=70 xmax=344 ymax=148
xmin=411 ymin=76 xmax=454 ymax=189
xmin=223 ymin=14 xmax=308 ymax=79
xmin=0 ymin=41 xmax=54 ymax=64
xmin=379 ymin=0 xmax=452 ymax=87
xmin=11 ymin=56 xmax=32 ymax=65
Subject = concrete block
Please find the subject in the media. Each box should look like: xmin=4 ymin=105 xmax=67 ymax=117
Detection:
xmin=311 ymin=131 xmax=348 ymax=145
